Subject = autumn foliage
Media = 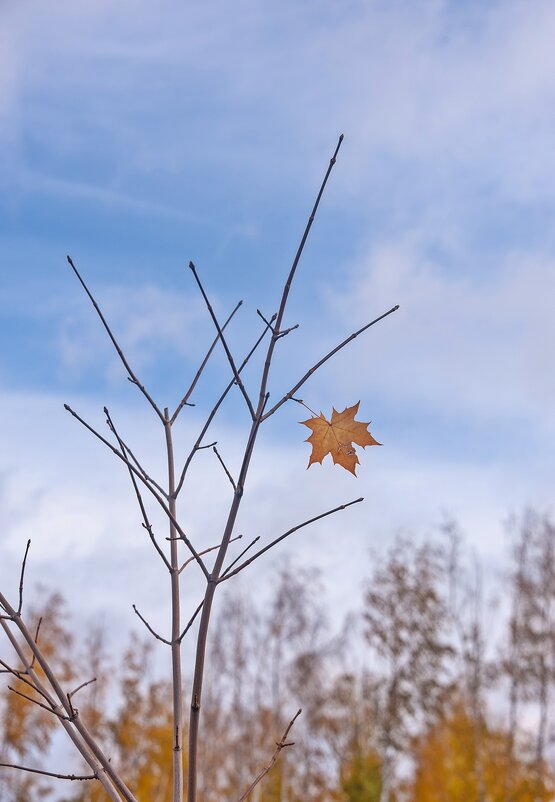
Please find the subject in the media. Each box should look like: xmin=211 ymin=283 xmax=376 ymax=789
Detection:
xmin=2 ymin=515 xmax=554 ymax=802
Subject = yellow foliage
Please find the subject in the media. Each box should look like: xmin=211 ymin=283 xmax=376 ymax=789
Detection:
xmin=408 ymin=700 xmax=554 ymax=802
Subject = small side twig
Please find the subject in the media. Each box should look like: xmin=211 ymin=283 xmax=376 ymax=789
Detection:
xmin=262 ymin=305 xmax=399 ymax=421
xmin=174 ymin=317 xmax=275 ymax=496
xmin=178 ymin=600 xmax=204 ymax=643
xmin=213 ymin=446 xmax=236 ymax=491
xmin=219 ymin=498 xmax=363 ymax=582
xmin=29 ymin=616 xmax=42 ymax=670
xmin=17 ymin=539 xmax=31 ymax=615
xmin=0 ymin=762 xmax=96 ymax=782
xmin=67 ymin=677 xmax=97 ymax=716
xmin=7 ymin=685 xmax=68 ymax=720
xmin=221 ymin=535 xmax=261 ymax=578
xmin=66 ymin=255 xmax=164 ymax=422
xmin=105 ymin=411 xmax=167 ymax=498
xmin=189 ymin=261 xmax=256 ymax=420
xmin=132 ymin=605 xmax=172 ymax=646
xmin=171 ymin=300 xmax=242 ymax=424
xmin=236 ymin=709 xmax=302 ymax=802
xmin=105 ymin=408 xmax=171 ymax=572
xmin=64 ymin=404 xmax=209 ymax=578
xmin=179 ymin=535 xmax=242 ymax=575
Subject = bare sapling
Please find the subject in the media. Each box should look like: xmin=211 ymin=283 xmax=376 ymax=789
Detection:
xmin=0 ymin=136 xmax=399 ymax=802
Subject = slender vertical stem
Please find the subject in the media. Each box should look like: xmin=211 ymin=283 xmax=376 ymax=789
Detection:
xmin=186 ymin=136 xmax=343 ymax=802
xmin=0 ymin=619 xmax=123 ymax=802
xmin=164 ymin=409 xmax=184 ymax=802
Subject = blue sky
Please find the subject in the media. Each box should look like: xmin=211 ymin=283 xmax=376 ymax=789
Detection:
xmin=1 ymin=0 xmax=555 ymax=634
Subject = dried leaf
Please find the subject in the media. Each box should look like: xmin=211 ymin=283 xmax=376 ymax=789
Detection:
xmin=300 ymin=402 xmax=381 ymax=476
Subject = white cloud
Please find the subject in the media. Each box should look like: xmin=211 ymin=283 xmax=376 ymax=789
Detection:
xmin=325 ymin=235 xmax=555 ymax=436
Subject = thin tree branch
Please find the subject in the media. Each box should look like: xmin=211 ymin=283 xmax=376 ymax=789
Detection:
xmin=189 ymin=261 xmax=256 ymax=420
xmin=17 ymin=539 xmax=31 ymax=615
xmin=132 ymin=605 xmax=172 ymax=646
xmin=7 ymin=684 xmax=69 ymax=719
xmin=0 ymin=762 xmax=96 ymax=782
xmin=179 ymin=535 xmax=242 ymax=575
xmin=0 ymin=615 xmax=127 ymax=802
xmin=212 ymin=446 xmax=236 ymax=491
xmin=171 ymin=300 xmax=242 ymax=424
xmin=255 ymin=134 xmax=344 ymax=416
xmin=178 ymin=601 xmax=204 ymax=643
xmin=262 ymin=304 xmax=399 ymax=420
xmin=67 ymin=677 xmax=97 ymax=714
xmin=0 ymin=659 xmax=53 ymax=704
xmin=177 ymin=534 xmax=259 ymax=642
xmin=66 ymin=255 xmax=164 ymax=422
xmin=236 ymin=709 xmax=302 ymax=802
xmin=221 ymin=536 xmax=261 ymax=579
xmin=64 ymin=404 xmax=209 ymax=579
xmin=29 ymin=616 xmax=42 ymax=670
xmin=174 ymin=318 xmax=275 ymax=497
xmin=256 ymin=309 xmax=276 ymax=332
xmin=219 ymin=498 xmax=363 ymax=582
xmin=105 ymin=408 xmax=171 ymax=572
xmin=187 ymin=137 xmax=344 ymax=802
xmin=275 ymin=323 xmax=299 ymax=340
xmin=104 ymin=411 xmax=167 ymax=498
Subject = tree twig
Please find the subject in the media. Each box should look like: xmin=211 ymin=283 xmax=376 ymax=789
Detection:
xmin=189 ymin=261 xmax=256 ymax=420
xmin=262 ymin=304 xmax=399 ymax=420
xmin=66 ymin=255 xmax=164 ymax=422
xmin=105 ymin=408 xmax=171 ymax=572
xmin=0 ymin=615 xmax=128 ymax=802
xmin=171 ymin=300 xmax=242 ymax=424
xmin=67 ymin=677 xmax=97 ymax=715
xmin=212 ymin=446 xmax=236 ymax=491
xmin=174 ymin=318 xmax=274 ymax=497
xmin=64 ymin=404 xmax=209 ymax=578
xmin=220 ymin=535 xmax=261 ymax=579
xmin=29 ymin=616 xmax=42 ymax=670
xmin=7 ymin=684 xmax=69 ymax=719
xmin=236 ymin=709 xmax=302 ymax=802
xmin=0 ymin=762 xmax=96 ymax=781
xmin=219 ymin=498 xmax=363 ymax=582
xmin=178 ymin=600 xmax=205 ymax=643
xmin=105 ymin=410 xmax=167 ymax=498
xmin=17 ymin=539 xmax=31 ymax=615
xmin=179 ymin=535 xmax=242 ymax=575
xmin=132 ymin=604 xmax=172 ymax=646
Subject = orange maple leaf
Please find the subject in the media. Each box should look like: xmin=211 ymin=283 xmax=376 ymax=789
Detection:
xmin=300 ymin=402 xmax=381 ymax=476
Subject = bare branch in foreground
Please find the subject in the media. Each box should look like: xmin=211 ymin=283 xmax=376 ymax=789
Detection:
xmin=221 ymin=535 xmax=261 ymax=578
xmin=105 ymin=408 xmax=171 ymax=572
xmin=0 ymin=615 xmax=130 ymax=802
xmin=171 ymin=300 xmax=242 ymax=424
xmin=179 ymin=535 xmax=242 ymax=575
xmin=7 ymin=685 xmax=68 ymax=720
xmin=213 ymin=446 xmax=236 ymax=491
xmin=132 ymin=605 xmax=172 ymax=646
xmin=262 ymin=304 xmax=400 ymax=420
xmin=0 ymin=762 xmax=96 ymax=782
xmin=17 ymin=539 xmax=31 ymax=615
xmin=64 ymin=404 xmax=209 ymax=579
xmin=178 ymin=600 xmax=204 ymax=642
xmin=67 ymin=677 xmax=97 ymax=714
xmin=255 ymin=134 xmax=344 ymax=416
xmin=189 ymin=261 xmax=256 ymax=420
xmin=219 ymin=498 xmax=363 ymax=582
xmin=66 ymin=255 xmax=164 ymax=422
xmin=104 ymin=411 xmax=167 ymax=498
xmin=236 ymin=709 xmax=302 ymax=802
xmin=29 ymin=616 xmax=42 ymax=670
xmin=174 ymin=318 xmax=274 ymax=497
